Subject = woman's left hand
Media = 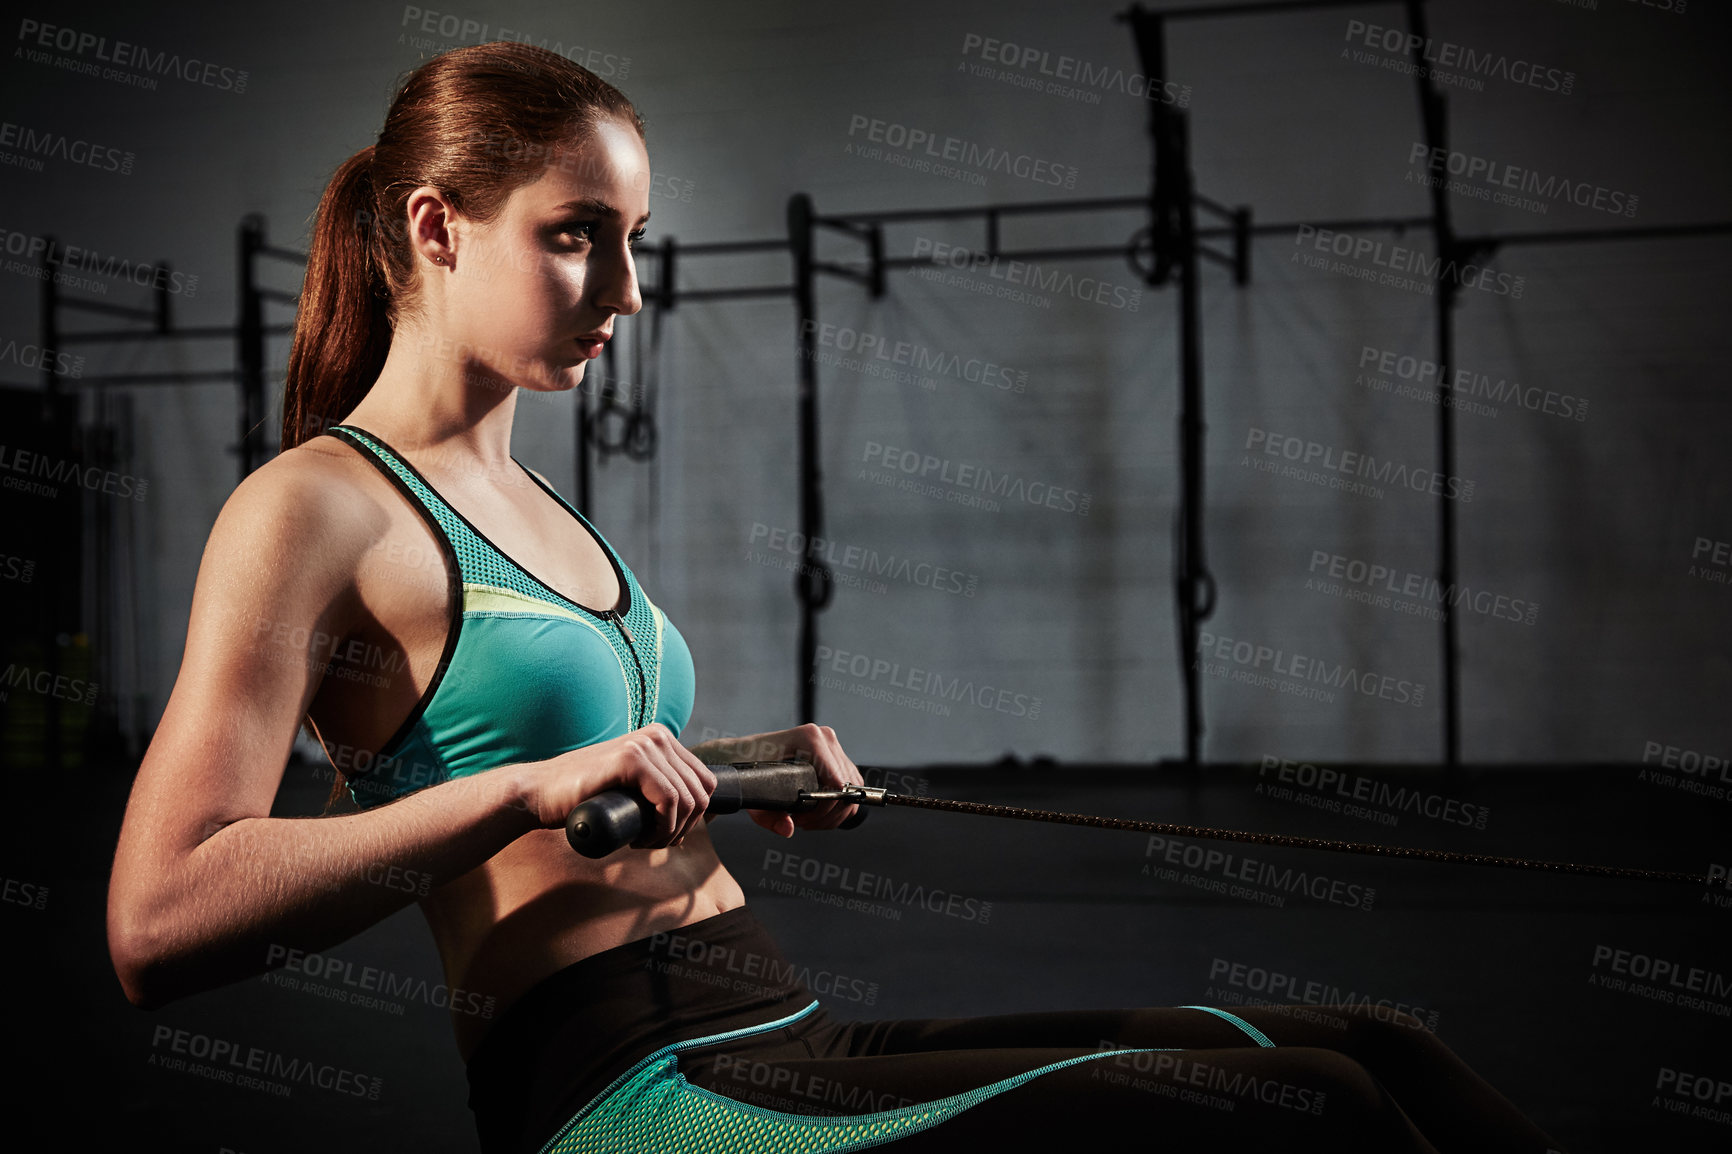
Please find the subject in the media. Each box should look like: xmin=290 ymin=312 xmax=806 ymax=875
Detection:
xmin=713 ymin=723 xmax=863 ymax=837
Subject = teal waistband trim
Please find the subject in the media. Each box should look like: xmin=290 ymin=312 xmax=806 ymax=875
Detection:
xmin=535 ymin=1000 xmax=1242 ymax=1154
xmin=536 ymin=1002 xmax=1280 ymax=1153
xmin=536 ymin=1001 xmax=826 ymax=1154
xmin=1179 ymin=1005 xmax=1277 ymax=1048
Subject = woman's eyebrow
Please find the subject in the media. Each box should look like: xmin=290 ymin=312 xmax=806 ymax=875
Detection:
xmin=551 ymin=196 xmax=651 ymax=227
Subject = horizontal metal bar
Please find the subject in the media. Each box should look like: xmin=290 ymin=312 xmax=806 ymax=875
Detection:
xmin=881 ymin=242 xmax=1133 ymax=269
xmin=1196 ymin=243 xmax=1237 ymax=268
xmin=1183 ymin=216 xmax=1732 ymax=247
xmin=1126 ymin=0 xmax=1401 ymax=22
xmin=55 ymin=299 xmax=155 ymax=321
xmin=818 ymin=194 xmax=1147 ymax=227
xmin=1191 ymin=192 xmax=1244 ymax=221
xmin=257 ymin=244 xmax=307 ymax=264
xmin=58 ymin=322 xmax=296 ymax=344
xmin=906 ymin=759 xmax=1688 ymax=784
xmin=74 ymin=370 xmax=236 ymax=385
xmin=665 ymin=284 xmax=795 ymax=301
xmin=1459 ymin=220 xmax=1732 ymax=249
xmin=816 ymin=217 xmax=873 ymax=238
xmin=668 ymin=238 xmax=788 ymax=256
xmin=58 ymin=325 xmax=235 ymax=343
xmin=814 ymin=260 xmax=872 ymax=283
xmin=1214 ymin=215 xmax=1435 ymax=239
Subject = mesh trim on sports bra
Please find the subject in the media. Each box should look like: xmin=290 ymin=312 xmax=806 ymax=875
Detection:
xmin=324 ymin=426 xmax=464 ymax=761
xmin=323 ymin=425 xmax=666 ymax=766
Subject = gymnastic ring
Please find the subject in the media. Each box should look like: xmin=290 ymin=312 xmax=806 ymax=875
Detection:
xmin=1129 ymin=221 xmax=1156 ymax=282
xmin=1193 ymin=570 xmax=1217 ymax=619
xmin=1126 ymin=225 xmax=1170 ymax=286
xmin=593 ymin=403 xmax=632 ymax=455
xmin=796 ymin=560 xmax=834 ymax=610
xmin=624 ymin=410 xmax=657 ymax=461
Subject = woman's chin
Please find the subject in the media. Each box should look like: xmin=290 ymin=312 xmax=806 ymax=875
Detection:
xmin=518 ymin=360 xmax=587 ymax=393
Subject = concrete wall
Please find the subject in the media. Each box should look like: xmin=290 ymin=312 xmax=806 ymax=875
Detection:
xmin=1 ymin=0 xmax=1725 ymax=768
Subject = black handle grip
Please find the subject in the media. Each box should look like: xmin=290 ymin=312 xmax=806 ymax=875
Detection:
xmin=566 ymin=761 xmax=825 ymax=858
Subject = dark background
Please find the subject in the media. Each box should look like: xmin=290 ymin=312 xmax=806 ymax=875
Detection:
xmin=1 ymin=1 xmax=1726 ymax=1150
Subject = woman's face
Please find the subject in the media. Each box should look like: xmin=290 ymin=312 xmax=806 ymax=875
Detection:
xmin=442 ymin=115 xmax=649 ymax=394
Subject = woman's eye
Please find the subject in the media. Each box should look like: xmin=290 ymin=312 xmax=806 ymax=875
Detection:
xmin=556 ymin=222 xmax=645 ymax=249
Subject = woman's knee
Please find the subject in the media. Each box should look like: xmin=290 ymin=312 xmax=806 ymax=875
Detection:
xmin=1270 ymin=1048 xmax=1438 ymax=1153
xmin=1320 ymin=1003 xmax=1456 ymax=1079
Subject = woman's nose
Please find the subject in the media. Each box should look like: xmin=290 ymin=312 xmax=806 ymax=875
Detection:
xmin=594 ymin=243 xmax=643 ymax=317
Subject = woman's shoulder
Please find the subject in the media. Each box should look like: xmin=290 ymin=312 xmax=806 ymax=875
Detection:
xmin=201 ymin=435 xmax=400 ymax=582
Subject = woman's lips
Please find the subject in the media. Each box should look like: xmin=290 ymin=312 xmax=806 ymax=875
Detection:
xmin=576 ymin=338 xmax=605 ymax=359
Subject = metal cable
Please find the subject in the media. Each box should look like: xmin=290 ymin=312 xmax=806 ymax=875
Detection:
xmin=876 ymin=792 xmax=1712 ymax=886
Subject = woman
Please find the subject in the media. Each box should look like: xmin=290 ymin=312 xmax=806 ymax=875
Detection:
xmin=107 ymin=43 xmax=1566 ymax=1154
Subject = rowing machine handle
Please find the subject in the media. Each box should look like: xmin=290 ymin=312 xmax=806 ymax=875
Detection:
xmin=565 ymin=761 xmax=859 ymax=858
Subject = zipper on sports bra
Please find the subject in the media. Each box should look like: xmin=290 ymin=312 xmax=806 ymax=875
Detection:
xmin=606 ymin=607 xmax=649 ymax=729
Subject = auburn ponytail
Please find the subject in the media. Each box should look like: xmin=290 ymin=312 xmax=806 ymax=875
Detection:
xmin=282 ymin=147 xmax=392 ymax=449
xmin=280 ymin=43 xmax=645 ymax=452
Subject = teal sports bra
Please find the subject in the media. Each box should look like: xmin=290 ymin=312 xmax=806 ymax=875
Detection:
xmin=322 ymin=425 xmax=696 ymax=808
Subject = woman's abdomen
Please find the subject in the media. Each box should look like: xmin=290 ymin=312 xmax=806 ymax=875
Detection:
xmin=423 ymin=823 xmax=747 ymax=1061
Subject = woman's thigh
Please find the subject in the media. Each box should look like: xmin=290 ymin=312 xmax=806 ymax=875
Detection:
xmin=678 ymin=1036 xmax=1437 ymax=1153
xmin=827 ymin=1003 xmax=1275 ymax=1058
xmin=677 ymin=1002 xmax=1559 ymax=1153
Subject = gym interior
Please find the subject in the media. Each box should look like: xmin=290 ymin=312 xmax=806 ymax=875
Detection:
xmin=1 ymin=1 xmax=1725 ymax=1149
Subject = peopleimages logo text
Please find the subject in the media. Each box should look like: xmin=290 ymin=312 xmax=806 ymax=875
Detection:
xmin=1294 ymin=224 xmax=1524 ymax=298
xmin=846 ymin=114 xmax=1077 ymax=189
xmin=1245 ymin=428 xmax=1474 ymax=502
xmin=0 ymin=229 xmax=198 ymax=295
xmin=1197 ymin=629 xmax=1425 ymax=708
xmin=1342 ymin=20 xmax=1574 ymax=95
xmin=1357 ymin=345 xmax=1586 ymax=422
xmin=16 ymin=19 xmax=250 ymax=93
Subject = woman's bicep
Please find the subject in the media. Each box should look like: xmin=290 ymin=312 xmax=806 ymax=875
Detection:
xmin=116 ymin=466 xmax=363 ymax=863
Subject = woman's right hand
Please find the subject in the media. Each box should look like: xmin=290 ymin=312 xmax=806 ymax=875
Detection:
xmin=521 ymin=724 xmax=717 ymax=849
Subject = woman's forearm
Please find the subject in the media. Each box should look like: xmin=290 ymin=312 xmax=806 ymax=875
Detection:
xmin=111 ymin=764 xmax=539 ymax=1009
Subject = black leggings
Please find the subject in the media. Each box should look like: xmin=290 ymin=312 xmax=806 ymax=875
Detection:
xmin=464 ymin=906 xmax=1565 ymax=1154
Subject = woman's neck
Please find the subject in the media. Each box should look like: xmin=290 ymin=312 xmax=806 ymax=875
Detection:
xmin=341 ymin=319 xmax=521 ymax=468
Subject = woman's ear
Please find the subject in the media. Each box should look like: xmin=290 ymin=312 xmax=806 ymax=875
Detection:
xmin=404 ymin=184 xmax=459 ymax=268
